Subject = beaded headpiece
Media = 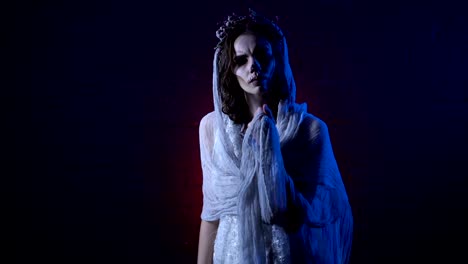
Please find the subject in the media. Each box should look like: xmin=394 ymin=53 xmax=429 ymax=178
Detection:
xmin=214 ymin=9 xmax=284 ymax=49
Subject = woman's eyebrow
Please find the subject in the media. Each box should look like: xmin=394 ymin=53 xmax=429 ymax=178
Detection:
xmin=235 ymin=50 xmax=248 ymax=55
xmin=234 ymin=54 xmax=247 ymax=59
xmin=255 ymin=44 xmax=271 ymax=51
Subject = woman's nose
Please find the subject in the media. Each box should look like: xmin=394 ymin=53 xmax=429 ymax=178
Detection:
xmin=250 ymin=58 xmax=261 ymax=73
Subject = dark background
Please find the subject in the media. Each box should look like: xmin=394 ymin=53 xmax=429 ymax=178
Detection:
xmin=9 ymin=0 xmax=467 ymax=263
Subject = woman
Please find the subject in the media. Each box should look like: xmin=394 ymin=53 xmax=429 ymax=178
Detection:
xmin=197 ymin=9 xmax=353 ymax=264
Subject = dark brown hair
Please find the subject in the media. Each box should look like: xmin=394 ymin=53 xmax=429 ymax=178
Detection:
xmin=216 ymin=17 xmax=291 ymax=124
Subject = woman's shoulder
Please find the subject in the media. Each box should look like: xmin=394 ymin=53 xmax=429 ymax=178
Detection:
xmin=299 ymin=112 xmax=329 ymax=143
xmin=199 ymin=111 xmax=216 ymax=137
xmin=200 ymin=111 xmax=215 ymax=127
xmin=302 ymin=112 xmax=328 ymax=131
xmin=281 ymin=101 xmax=328 ymax=136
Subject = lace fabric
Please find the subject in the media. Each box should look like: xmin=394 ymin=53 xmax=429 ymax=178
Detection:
xmin=214 ymin=215 xmax=290 ymax=264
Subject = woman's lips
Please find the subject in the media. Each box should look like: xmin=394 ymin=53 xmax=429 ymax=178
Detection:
xmin=248 ymin=72 xmax=260 ymax=83
xmin=248 ymin=75 xmax=262 ymax=84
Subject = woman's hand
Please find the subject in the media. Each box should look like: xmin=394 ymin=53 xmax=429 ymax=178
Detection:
xmin=261 ymin=104 xmax=274 ymax=120
xmin=248 ymin=104 xmax=274 ymax=129
xmin=245 ymin=103 xmax=278 ymax=153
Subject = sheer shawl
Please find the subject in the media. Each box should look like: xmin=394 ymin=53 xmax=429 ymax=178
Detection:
xmin=199 ymin=37 xmax=353 ymax=263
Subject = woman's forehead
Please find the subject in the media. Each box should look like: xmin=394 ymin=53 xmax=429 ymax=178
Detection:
xmin=233 ymin=33 xmax=272 ymax=54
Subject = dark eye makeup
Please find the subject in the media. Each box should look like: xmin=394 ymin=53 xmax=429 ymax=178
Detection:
xmin=234 ymin=55 xmax=247 ymax=65
xmin=234 ymin=45 xmax=272 ymax=66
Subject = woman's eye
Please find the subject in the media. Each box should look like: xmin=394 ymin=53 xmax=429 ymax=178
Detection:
xmin=254 ymin=49 xmax=272 ymax=63
xmin=256 ymin=53 xmax=266 ymax=62
xmin=234 ymin=56 xmax=247 ymax=66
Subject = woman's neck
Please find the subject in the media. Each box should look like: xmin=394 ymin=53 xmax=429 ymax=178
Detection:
xmin=244 ymin=92 xmax=265 ymax=119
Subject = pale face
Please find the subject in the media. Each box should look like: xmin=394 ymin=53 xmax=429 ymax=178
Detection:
xmin=232 ymin=33 xmax=276 ymax=95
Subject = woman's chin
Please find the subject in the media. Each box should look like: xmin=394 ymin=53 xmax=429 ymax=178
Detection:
xmin=244 ymin=84 xmax=268 ymax=96
xmin=254 ymin=83 xmax=269 ymax=91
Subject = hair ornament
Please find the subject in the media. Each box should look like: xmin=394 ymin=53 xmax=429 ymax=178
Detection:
xmin=215 ymin=8 xmax=283 ymax=49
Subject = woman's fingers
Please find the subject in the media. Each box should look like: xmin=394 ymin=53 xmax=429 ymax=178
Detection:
xmin=253 ymin=104 xmax=273 ymax=119
xmin=255 ymin=106 xmax=263 ymax=117
xmin=262 ymin=104 xmax=273 ymax=119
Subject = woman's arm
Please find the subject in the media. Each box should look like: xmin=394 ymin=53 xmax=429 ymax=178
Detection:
xmin=197 ymin=219 xmax=219 ymax=264
xmin=256 ymin=112 xmax=345 ymax=230
xmin=282 ymin=115 xmax=346 ymax=228
xmin=197 ymin=112 xmax=218 ymax=263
